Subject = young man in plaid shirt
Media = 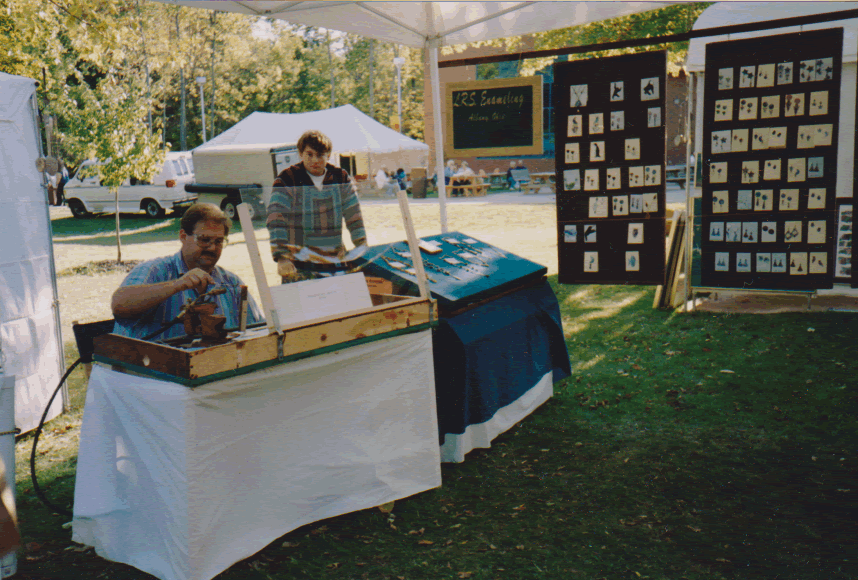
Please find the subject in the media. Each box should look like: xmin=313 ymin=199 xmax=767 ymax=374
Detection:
xmin=266 ymin=130 xmax=367 ymax=282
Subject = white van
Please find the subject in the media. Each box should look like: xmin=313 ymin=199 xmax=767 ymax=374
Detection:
xmin=64 ymin=151 xmax=198 ymax=218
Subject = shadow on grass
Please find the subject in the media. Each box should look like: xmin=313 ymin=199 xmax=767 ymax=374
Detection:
xmin=14 ymin=277 xmax=858 ymax=580
xmin=50 ymin=213 xmax=245 ymax=247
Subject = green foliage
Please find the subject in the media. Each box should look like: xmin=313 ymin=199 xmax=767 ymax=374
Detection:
xmin=533 ymin=3 xmax=712 ymax=74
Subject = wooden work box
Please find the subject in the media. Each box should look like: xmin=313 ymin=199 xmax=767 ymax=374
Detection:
xmin=93 ymin=295 xmax=437 ymax=387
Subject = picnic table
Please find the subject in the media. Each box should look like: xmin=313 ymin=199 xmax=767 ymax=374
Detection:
xmin=522 ymin=172 xmax=556 ymax=194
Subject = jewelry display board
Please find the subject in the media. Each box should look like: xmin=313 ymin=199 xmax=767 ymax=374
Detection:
xmin=553 ymin=51 xmax=667 ymax=285
xmin=701 ymin=29 xmax=843 ymax=290
xmin=355 ymin=233 xmax=546 ymax=311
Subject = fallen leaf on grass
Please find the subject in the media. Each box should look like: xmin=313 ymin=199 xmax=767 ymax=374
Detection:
xmin=513 ymin=504 xmax=526 ymax=511
xmin=378 ymin=501 xmax=395 ymax=514
xmin=282 ymin=541 xmax=300 ymax=548
xmin=687 ymin=525 xmax=701 ymax=532
xmin=408 ymin=528 xmax=425 ymax=535
xmin=418 ymin=539 xmax=434 ymax=545
xmin=720 ymin=370 xmax=735 ymax=374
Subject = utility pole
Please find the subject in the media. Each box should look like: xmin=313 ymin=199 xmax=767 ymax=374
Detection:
xmin=177 ymin=9 xmax=187 ymax=151
xmin=210 ymin=11 xmax=216 ymax=138
xmin=196 ymin=76 xmax=207 ymax=143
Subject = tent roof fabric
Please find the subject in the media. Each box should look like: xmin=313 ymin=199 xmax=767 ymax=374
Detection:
xmin=160 ymin=1 xmax=675 ymax=48
xmin=687 ymin=2 xmax=858 ymax=71
xmin=194 ymin=105 xmax=428 ymax=154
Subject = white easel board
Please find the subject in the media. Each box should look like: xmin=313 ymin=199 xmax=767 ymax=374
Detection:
xmin=268 ymin=272 xmax=373 ymax=329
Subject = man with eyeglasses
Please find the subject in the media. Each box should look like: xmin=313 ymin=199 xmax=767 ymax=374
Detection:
xmin=267 ymin=130 xmax=367 ymax=282
xmin=111 ymin=203 xmax=264 ymax=340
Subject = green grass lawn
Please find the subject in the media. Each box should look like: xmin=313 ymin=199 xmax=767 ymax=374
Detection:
xmin=13 ymin=278 xmax=858 ymax=580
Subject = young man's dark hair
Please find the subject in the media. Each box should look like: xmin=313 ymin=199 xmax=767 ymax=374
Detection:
xmin=297 ymin=130 xmax=333 ymax=156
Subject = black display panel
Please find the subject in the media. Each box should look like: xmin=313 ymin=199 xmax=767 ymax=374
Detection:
xmin=701 ymin=29 xmax=843 ymax=290
xmin=553 ymin=51 xmax=667 ymax=285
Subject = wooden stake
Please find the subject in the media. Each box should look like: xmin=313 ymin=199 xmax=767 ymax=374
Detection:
xmin=396 ymin=189 xmax=430 ymax=299
xmin=237 ymin=203 xmax=280 ymax=333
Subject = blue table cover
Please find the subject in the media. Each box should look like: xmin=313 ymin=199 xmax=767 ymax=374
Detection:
xmin=433 ymin=279 xmax=571 ymax=442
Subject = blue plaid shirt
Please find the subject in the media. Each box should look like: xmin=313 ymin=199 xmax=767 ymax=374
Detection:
xmin=113 ymin=251 xmax=265 ymax=340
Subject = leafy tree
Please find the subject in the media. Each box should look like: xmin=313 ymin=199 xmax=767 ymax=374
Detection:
xmin=531 ymin=3 xmax=712 ymax=74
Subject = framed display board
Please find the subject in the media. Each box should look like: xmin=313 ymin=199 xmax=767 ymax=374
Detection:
xmin=445 ymin=76 xmax=543 ymax=158
xmin=553 ymin=51 xmax=667 ymax=285
xmin=700 ymin=28 xmax=843 ymax=290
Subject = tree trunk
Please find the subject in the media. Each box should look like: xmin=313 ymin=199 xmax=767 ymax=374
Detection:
xmin=114 ymin=187 xmax=122 ymax=264
xmin=327 ymin=30 xmax=334 ymax=108
xmin=369 ymin=40 xmax=374 ymax=119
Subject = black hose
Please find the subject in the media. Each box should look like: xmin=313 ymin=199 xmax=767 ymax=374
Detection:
xmin=29 ymin=358 xmax=81 ymax=518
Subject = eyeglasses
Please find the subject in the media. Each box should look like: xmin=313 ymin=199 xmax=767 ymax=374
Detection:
xmin=194 ymin=234 xmax=228 ymax=248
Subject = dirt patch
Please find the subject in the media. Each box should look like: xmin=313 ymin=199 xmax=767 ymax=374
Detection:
xmin=57 ymin=259 xmax=143 ymax=277
xmin=693 ymin=292 xmax=858 ymax=313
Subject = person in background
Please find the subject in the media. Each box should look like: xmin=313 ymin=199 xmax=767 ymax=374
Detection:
xmin=444 ymin=159 xmax=456 ymax=186
xmin=111 ymin=203 xmax=264 ymax=340
xmin=267 ymin=130 xmax=367 ymax=281
xmin=56 ymin=160 xmax=69 ymax=206
xmin=505 ymin=160 xmax=517 ymax=190
xmin=451 ymin=161 xmax=475 ymax=197
xmin=395 ymin=168 xmax=407 ymax=191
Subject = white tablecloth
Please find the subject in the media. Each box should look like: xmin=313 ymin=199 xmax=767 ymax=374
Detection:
xmin=72 ymin=330 xmax=441 ymax=580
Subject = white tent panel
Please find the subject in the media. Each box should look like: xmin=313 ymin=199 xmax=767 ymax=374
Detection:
xmin=163 ymin=1 xmax=676 ymax=48
xmin=0 ymin=72 xmax=63 ymax=433
xmin=196 ymin=104 xmax=428 ymax=155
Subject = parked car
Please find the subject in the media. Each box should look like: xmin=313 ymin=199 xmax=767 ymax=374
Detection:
xmin=64 ymin=152 xmax=198 ymax=218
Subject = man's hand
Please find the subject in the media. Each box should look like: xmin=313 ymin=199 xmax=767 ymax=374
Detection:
xmin=277 ymin=258 xmax=297 ymax=277
xmin=176 ymin=267 xmax=215 ymax=294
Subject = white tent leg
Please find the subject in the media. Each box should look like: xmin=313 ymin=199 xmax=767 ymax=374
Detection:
xmin=427 ymin=38 xmax=448 ymax=233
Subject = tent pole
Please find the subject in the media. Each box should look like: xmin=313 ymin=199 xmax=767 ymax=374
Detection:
xmin=427 ymin=38 xmax=448 ymax=233
xmin=29 ymin=93 xmax=68 ymax=411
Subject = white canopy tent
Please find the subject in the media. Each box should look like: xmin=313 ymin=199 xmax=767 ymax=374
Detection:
xmin=194 ymin=104 xmax=430 ymax=178
xmin=687 ymin=2 xmax=858 ymax=198
xmin=157 ymin=0 xmax=676 ymax=230
xmin=0 ymin=72 xmax=64 ymax=434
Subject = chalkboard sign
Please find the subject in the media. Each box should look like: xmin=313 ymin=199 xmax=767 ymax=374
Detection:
xmin=445 ymin=76 xmax=543 ymax=158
